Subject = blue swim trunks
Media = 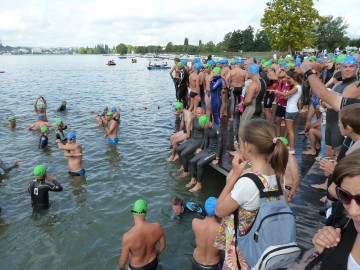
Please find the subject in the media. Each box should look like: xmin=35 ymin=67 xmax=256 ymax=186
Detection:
xmin=108 ymin=137 xmax=119 ymax=144
xmin=68 ymin=168 xmax=85 ymax=176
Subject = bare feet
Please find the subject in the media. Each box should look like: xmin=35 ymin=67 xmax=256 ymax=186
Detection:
xmin=319 ymin=196 xmax=327 ymax=203
xmin=166 ymin=154 xmax=174 ymax=162
xmin=186 ymin=178 xmax=196 ymax=187
xmin=189 ymin=183 xmax=202 ymax=192
xmin=302 ymin=149 xmax=317 ymax=155
xmin=179 ymin=171 xmax=189 ymax=178
xmin=178 ymin=165 xmax=184 ymax=171
xmin=172 ymin=153 xmax=179 ymax=161
xmin=311 ymin=183 xmax=328 ymax=190
xmin=13 ymin=160 xmax=19 ymax=167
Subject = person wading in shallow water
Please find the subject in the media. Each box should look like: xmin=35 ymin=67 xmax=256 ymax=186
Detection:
xmin=118 ymin=199 xmax=166 ymax=270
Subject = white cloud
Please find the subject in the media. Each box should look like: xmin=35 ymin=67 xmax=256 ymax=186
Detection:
xmin=0 ymin=0 xmax=358 ymax=47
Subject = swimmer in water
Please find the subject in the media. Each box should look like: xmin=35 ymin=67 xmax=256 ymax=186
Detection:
xmin=28 ymin=164 xmax=63 ymax=211
xmin=34 ymin=96 xmax=48 ymax=121
xmin=103 ymin=111 xmax=119 ymax=144
xmin=56 ymin=132 xmax=85 ymax=176
xmin=111 ymin=107 xmax=120 ymax=122
xmin=57 ymin=100 xmax=67 ymax=112
xmin=0 ymin=159 xmax=19 ymax=174
xmin=171 ymin=197 xmax=205 ymax=219
xmin=93 ymin=106 xmax=109 ymax=126
xmin=39 ymin=126 xmax=50 ymax=149
xmin=27 ymin=114 xmax=57 ymax=131
xmin=7 ymin=116 xmax=16 ymax=129
xmin=54 ymin=119 xmax=68 ymax=142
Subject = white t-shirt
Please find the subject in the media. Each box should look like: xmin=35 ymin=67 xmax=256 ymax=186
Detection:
xmin=347 ymin=253 xmax=360 ymax=269
xmin=286 ymin=85 xmax=302 ymax=113
xmin=231 ymin=174 xmax=278 ymax=211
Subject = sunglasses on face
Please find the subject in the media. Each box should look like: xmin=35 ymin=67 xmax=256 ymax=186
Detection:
xmin=336 ymin=186 xmax=360 ymax=206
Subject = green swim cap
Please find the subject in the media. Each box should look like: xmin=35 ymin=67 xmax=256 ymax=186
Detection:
xmin=274 ymin=59 xmax=278 ymax=63
xmin=37 ymin=104 xmax=44 ymax=109
xmin=198 ymin=115 xmax=210 ymax=126
xmin=41 ymin=126 xmax=49 ymax=133
xmin=311 ymin=56 xmax=317 ymax=60
xmin=279 ymin=58 xmax=285 ymax=63
xmin=175 ymin=102 xmax=184 ymax=110
xmin=107 ymin=111 xmax=113 ymax=118
xmin=8 ymin=116 xmax=15 ymax=122
xmin=286 ymin=63 xmax=294 ymax=69
xmin=177 ymin=62 xmax=183 ymax=67
xmin=55 ymin=119 xmax=62 ymax=126
xmin=261 ymin=59 xmax=267 ymax=64
xmin=33 ymin=164 xmax=46 ymax=177
xmin=204 ymin=63 xmax=211 ymax=68
xmin=61 ymin=100 xmax=66 ymax=105
xmin=263 ymin=61 xmax=271 ymax=68
xmin=336 ymin=54 xmax=346 ymax=64
xmin=213 ymin=67 xmax=221 ymax=75
xmin=131 ymin=199 xmax=147 ymax=215
xmin=230 ymin=59 xmax=236 ymax=65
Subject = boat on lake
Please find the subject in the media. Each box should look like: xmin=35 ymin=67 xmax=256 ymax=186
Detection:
xmin=107 ymin=60 xmax=116 ymax=66
xmin=147 ymin=61 xmax=170 ymax=70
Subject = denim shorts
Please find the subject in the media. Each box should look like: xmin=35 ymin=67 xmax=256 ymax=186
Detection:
xmin=285 ymin=112 xmax=298 ymax=121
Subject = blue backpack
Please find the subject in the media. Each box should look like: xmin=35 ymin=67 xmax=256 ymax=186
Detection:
xmin=234 ymin=173 xmax=300 ymax=270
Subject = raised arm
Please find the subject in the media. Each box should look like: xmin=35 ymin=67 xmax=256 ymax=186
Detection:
xmin=34 ymin=96 xmax=40 ymax=113
xmin=300 ymin=62 xmax=342 ymax=111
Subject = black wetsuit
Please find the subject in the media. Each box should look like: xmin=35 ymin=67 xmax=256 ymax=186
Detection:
xmin=57 ymin=105 xmax=66 ymax=112
xmin=177 ymin=67 xmax=189 ymax=105
xmin=56 ymin=125 xmax=68 ymax=142
xmin=39 ymin=135 xmax=48 ymax=149
xmin=190 ymin=123 xmax=222 ymax=183
xmin=325 ymin=76 xmax=357 ymax=148
xmin=253 ymin=78 xmax=266 ymax=116
xmin=177 ymin=116 xmax=205 ymax=173
xmin=28 ymin=179 xmax=63 ymax=211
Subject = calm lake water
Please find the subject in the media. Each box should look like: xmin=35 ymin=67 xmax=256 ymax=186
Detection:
xmin=0 ymin=55 xmax=226 ymax=270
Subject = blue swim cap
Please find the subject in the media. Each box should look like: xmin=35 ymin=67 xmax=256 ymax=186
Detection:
xmin=236 ymin=59 xmax=244 ymax=65
xmin=193 ymin=57 xmax=201 ymax=63
xmin=194 ymin=63 xmax=203 ymax=71
xmin=280 ymin=62 xmax=286 ymax=68
xmin=181 ymin=60 xmax=187 ymax=65
xmin=207 ymin=59 xmax=216 ymax=67
xmin=111 ymin=106 xmax=117 ymax=112
xmin=247 ymin=64 xmax=259 ymax=74
xmin=67 ymin=132 xmax=76 ymax=140
xmin=218 ymin=59 xmax=227 ymax=65
xmin=38 ymin=114 xmax=44 ymax=119
xmin=342 ymin=56 xmax=359 ymax=68
xmin=205 ymin=197 xmax=217 ymax=217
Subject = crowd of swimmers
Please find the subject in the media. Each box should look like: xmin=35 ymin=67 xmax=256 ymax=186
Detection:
xmin=2 ymin=51 xmax=360 ymax=269
xmin=2 ymin=96 xmax=120 ymax=212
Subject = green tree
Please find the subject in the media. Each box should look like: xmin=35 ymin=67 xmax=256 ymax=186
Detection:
xmin=349 ymin=38 xmax=360 ymax=48
xmin=78 ymin=47 xmax=86 ymax=54
xmin=242 ymin=26 xmax=255 ymax=51
xmin=254 ymin=30 xmax=272 ymax=51
xmin=261 ymin=0 xmax=321 ymax=52
xmin=204 ymin=41 xmax=215 ymax=52
xmin=165 ymin=42 xmax=173 ymax=52
xmin=127 ymin=45 xmax=134 ymax=54
xmin=116 ymin=43 xmax=128 ymax=55
xmin=315 ymin=15 xmax=349 ymax=51
xmin=228 ymin=30 xmax=243 ymax=52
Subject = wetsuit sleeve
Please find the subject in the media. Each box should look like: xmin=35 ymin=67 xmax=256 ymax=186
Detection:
xmin=47 ymin=180 xmax=63 ymax=192
xmin=216 ymin=127 xmax=223 ymax=158
xmin=202 ymin=130 xmax=209 ymax=149
xmin=210 ymin=78 xmax=222 ymax=91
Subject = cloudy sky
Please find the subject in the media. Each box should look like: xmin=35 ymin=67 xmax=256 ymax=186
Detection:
xmin=0 ymin=0 xmax=359 ymax=48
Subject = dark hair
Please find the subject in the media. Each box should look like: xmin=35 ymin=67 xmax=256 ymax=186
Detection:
xmin=339 ymin=103 xmax=360 ymax=134
xmin=333 ymin=149 xmax=360 ymax=186
xmin=172 ymin=197 xmax=183 ymax=206
xmin=333 ymin=71 xmax=342 ymax=81
xmin=286 ymin=70 xmax=303 ymax=84
xmin=240 ymin=119 xmax=288 ymax=178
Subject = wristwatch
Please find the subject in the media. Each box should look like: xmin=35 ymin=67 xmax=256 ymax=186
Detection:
xmin=303 ymin=69 xmax=314 ymax=81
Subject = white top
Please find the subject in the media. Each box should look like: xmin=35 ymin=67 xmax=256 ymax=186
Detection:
xmin=348 ymin=253 xmax=360 ymax=269
xmin=231 ymin=174 xmax=278 ymax=211
xmin=286 ymin=85 xmax=302 ymax=113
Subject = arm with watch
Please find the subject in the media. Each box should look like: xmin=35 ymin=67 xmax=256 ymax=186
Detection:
xmin=300 ymin=62 xmax=343 ymax=111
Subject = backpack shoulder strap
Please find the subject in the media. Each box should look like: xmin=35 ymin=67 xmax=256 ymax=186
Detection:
xmin=240 ymin=173 xmax=283 ymax=198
